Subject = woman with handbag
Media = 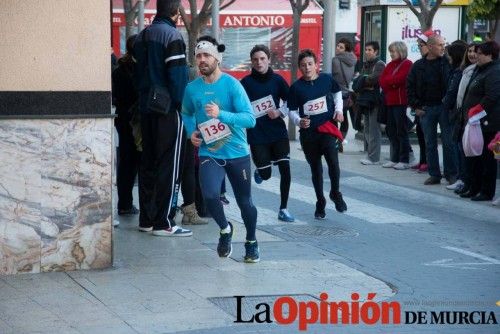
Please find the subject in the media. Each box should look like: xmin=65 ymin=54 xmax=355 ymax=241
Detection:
xmin=459 ymin=41 xmax=500 ymax=202
xmin=379 ymin=41 xmax=413 ymax=169
xmin=354 ymin=41 xmax=386 ymax=165
xmin=331 ymin=38 xmax=357 ymax=142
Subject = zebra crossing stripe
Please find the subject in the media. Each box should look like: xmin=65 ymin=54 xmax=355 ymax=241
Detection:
xmin=253 ymin=177 xmax=431 ymax=224
xmin=223 ymin=195 xmax=307 ymax=226
xmin=343 ymin=176 xmax=500 ymax=223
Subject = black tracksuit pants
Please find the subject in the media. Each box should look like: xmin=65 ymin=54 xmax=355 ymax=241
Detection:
xmin=139 ymin=112 xmax=185 ymax=230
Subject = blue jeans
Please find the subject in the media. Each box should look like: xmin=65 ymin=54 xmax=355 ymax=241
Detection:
xmin=199 ymin=155 xmax=257 ymax=241
xmin=420 ymin=105 xmax=457 ymax=178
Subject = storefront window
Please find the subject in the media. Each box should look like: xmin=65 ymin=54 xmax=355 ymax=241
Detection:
xmin=364 ymin=10 xmax=382 ymax=47
xmin=125 ymin=25 xmax=294 ymax=71
xmin=220 ymin=27 xmax=293 ymax=71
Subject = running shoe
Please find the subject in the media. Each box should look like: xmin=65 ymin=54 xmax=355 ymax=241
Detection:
xmin=217 ymin=221 xmax=233 ymax=257
xmin=393 ymin=162 xmax=410 ymax=170
xmin=244 ymin=241 xmax=260 ymax=263
xmin=360 ymin=158 xmax=380 ymax=165
xmin=446 ymin=180 xmax=464 ymax=190
xmin=254 ymin=169 xmax=263 ymax=184
xmin=152 ymin=225 xmax=192 ymax=237
xmin=278 ymin=208 xmax=295 ymax=222
xmin=382 ymin=161 xmax=397 ymax=168
xmin=314 ymin=198 xmax=326 ymax=219
xmin=330 ymin=191 xmax=347 ymax=213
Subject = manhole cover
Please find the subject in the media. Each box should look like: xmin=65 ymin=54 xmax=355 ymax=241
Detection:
xmin=208 ymin=294 xmax=318 ymax=320
xmin=283 ymin=225 xmax=357 ymax=237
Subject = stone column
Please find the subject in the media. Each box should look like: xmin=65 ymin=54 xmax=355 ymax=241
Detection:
xmin=0 ymin=0 xmax=113 ymax=274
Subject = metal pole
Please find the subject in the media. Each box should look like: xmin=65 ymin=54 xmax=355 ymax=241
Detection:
xmin=322 ymin=0 xmax=336 ymax=73
xmin=212 ymin=0 xmax=220 ymax=40
xmin=138 ymin=0 xmax=145 ymax=32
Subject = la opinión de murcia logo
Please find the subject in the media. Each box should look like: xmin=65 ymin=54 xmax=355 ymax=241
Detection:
xmin=233 ymin=293 xmax=498 ymax=331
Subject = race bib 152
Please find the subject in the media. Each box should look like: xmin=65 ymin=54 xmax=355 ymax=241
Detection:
xmin=251 ymin=95 xmax=276 ymax=118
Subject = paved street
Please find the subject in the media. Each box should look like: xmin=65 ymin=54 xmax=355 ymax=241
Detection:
xmin=0 ymin=135 xmax=499 ymax=334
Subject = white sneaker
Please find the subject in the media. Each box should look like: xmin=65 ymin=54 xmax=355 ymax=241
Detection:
xmin=492 ymin=197 xmax=500 ymax=206
xmin=393 ymin=162 xmax=410 ymax=170
xmin=152 ymin=225 xmax=193 ymax=237
xmin=360 ymin=158 xmax=379 ymax=165
xmin=113 ymin=220 xmax=120 ymax=227
xmin=446 ymin=180 xmax=464 ymax=190
xmin=382 ymin=161 xmax=397 ymax=168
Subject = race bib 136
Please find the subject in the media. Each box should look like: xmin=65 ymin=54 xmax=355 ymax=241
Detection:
xmin=198 ymin=118 xmax=232 ymax=144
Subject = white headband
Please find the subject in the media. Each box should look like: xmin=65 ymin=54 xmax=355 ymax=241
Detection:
xmin=195 ymin=40 xmax=222 ymax=63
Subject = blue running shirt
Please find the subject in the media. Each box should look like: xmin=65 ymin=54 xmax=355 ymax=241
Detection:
xmin=182 ymin=73 xmax=255 ymax=159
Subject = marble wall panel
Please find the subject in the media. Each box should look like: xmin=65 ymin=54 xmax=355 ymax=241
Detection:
xmin=0 ymin=119 xmax=113 ymax=275
xmin=0 ymin=121 xmax=42 ymax=274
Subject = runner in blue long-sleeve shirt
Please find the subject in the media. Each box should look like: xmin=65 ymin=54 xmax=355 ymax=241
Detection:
xmin=181 ymin=36 xmax=260 ymax=263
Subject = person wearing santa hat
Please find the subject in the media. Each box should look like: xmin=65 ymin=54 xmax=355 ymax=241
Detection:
xmin=409 ymin=30 xmax=435 ymax=173
xmin=459 ymin=41 xmax=500 ymax=201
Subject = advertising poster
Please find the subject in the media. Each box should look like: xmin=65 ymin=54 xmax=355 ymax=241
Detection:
xmin=386 ymin=6 xmax=461 ymax=62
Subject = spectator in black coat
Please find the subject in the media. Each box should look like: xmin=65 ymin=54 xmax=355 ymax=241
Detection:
xmin=459 ymin=41 xmax=500 ymax=201
xmin=112 ymin=34 xmax=141 ymax=216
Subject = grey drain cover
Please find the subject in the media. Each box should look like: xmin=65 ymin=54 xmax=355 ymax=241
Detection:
xmin=283 ymin=225 xmax=357 ymax=237
xmin=208 ymin=294 xmax=318 ymax=320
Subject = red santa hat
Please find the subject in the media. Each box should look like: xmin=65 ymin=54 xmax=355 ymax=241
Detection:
xmin=317 ymin=121 xmax=344 ymax=142
xmin=416 ymin=29 xmax=434 ymax=43
xmin=468 ymin=104 xmax=487 ymax=124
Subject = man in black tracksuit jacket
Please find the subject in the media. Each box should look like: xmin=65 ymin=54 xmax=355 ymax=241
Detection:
xmin=133 ymin=0 xmax=192 ymax=237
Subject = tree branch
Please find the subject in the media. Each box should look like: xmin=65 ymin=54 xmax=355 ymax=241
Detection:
xmin=198 ymin=0 xmax=212 ymax=25
xmin=418 ymin=0 xmax=428 ymax=17
xmin=200 ymin=0 xmax=211 ymax=14
xmin=402 ymin=0 xmax=421 ymax=18
xmin=220 ymin=0 xmax=236 ymax=11
xmin=179 ymin=6 xmax=191 ymax=34
xmin=429 ymin=0 xmax=444 ymax=18
xmin=299 ymin=0 xmax=310 ymax=14
xmin=131 ymin=1 xmax=140 ymax=13
xmin=189 ymin=0 xmax=198 ymax=17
